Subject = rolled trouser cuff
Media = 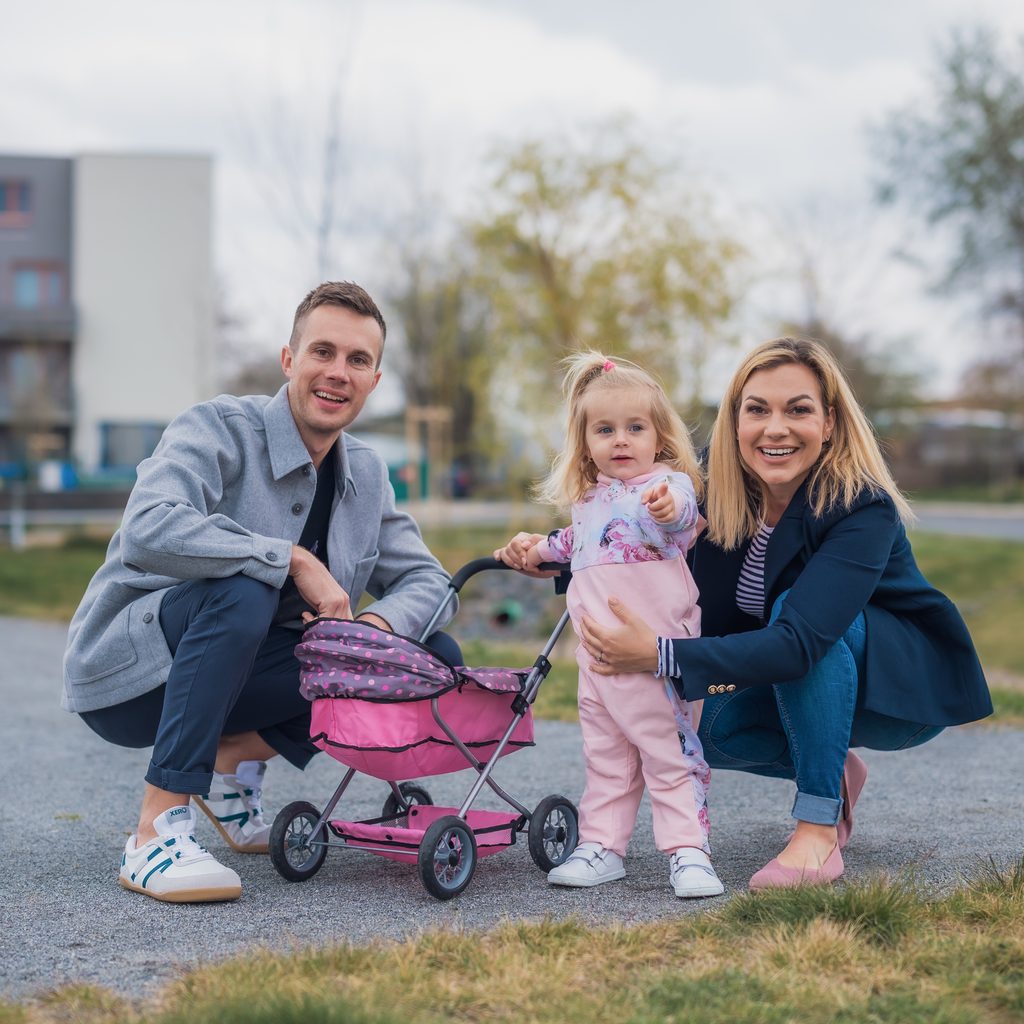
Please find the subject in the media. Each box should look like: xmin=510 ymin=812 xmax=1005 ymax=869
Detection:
xmin=145 ymin=763 xmax=213 ymax=795
xmin=791 ymin=790 xmax=842 ymax=825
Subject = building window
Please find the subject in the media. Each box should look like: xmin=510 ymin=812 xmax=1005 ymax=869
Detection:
xmin=100 ymin=422 xmax=167 ymax=471
xmin=11 ymin=263 xmax=66 ymax=309
xmin=0 ymin=180 xmax=31 ymax=227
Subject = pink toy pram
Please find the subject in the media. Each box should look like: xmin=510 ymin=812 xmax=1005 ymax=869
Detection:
xmin=268 ymin=558 xmax=579 ymax=899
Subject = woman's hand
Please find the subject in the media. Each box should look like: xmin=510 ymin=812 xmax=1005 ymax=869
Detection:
xmin=580 ymin=597 xmax=659 ymax=675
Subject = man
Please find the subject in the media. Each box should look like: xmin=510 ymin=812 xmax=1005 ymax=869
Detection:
xmin=63 ymin=281 xmax=456 ymax=903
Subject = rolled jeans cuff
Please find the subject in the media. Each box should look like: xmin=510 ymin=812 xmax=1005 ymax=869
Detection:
xmin=145 ymin=764 xmax=213 ymax=795
xmin=791 ymin=790 xmax=842 ymax=826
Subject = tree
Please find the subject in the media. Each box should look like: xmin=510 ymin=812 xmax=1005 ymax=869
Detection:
xmin=385 ymin=228 xmax=497 ymax=493
xmin=773 ymin=201 xmax=925 ymax=420
xmin=467 ymin=119 xmax=745 ymax=422
xmin=872 ymin=26 xmax=1024 ymax=357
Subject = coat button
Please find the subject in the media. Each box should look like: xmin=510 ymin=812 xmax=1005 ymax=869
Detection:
xmin=302 ymin=465 xmax=312 ymax=477
xmin=726 ymin=684 xmax=736 ymax=692
xmin=292 ymin=503 xmax=303 ymax=515
xmin=142 ymin=612 xmax=154 ymax=623
xmin=267 ymin=551 xmax=278 ymax=562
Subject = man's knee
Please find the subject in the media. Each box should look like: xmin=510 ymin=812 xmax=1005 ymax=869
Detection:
xmin=162 ymin=575 xmax=279 ymax=650
xmin=424 ymin=631 xmax=462 ymax=666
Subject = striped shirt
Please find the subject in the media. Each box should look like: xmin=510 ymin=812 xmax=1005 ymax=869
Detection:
xmin=735 ymin=522 xmax=774 ymax=620
xmin=656 ymin=521 xmax=776 ymax=680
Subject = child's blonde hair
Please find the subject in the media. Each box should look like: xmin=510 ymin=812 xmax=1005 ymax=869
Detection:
xmin=536 ymin=350 xmax=704 ymax=509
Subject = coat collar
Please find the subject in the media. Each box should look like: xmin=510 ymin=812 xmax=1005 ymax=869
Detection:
xmin=263 ymin=384 xmax=356 ymax=495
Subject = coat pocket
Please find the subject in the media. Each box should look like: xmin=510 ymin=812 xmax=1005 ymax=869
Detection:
xmin=349 ymin=551 xmax=379 ymax=604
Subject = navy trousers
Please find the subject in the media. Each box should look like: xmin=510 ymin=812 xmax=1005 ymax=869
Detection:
xmin=80 ymin=575 xmax=461 ymax=794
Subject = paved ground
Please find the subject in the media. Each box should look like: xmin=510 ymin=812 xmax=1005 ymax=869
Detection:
xmin=2 ymin=615 xmax=1021 ymax=1001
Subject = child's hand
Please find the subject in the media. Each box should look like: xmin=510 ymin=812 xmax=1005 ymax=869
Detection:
xmin=641 ymin=481 xmax=678 ymax=524
xmin=494 ymin=532 xmax=544 ymax=571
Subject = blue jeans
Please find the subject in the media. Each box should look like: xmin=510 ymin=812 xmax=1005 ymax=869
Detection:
xmin=696 ymin=592 xmax=943 ymax=825
xmin=81 ymin=575 xmax=462 ymax=795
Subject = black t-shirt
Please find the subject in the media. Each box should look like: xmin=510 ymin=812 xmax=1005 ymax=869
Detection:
xmin=273 ymin=444 xmax=337 ymax=629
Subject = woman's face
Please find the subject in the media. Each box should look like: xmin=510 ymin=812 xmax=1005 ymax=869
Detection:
xmin=736 ymin=362 xmax=835 ymax=510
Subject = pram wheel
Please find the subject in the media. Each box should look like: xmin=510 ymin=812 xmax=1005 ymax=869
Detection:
xmin=381 ymin=783 xmax=433 ymax=821
xmin=528 ymin=795 xmax=579 ymax=871
xmin=418 ymin=815 xmax=477 ymax=900
xmin=270 ymin=801 xmax=329 ymax=882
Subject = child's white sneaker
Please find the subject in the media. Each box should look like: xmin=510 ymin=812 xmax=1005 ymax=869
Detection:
xmin=670 ymin=847 xmax=725 ymax=898
xmin=547 ymin=841 xmax=625 ymax=887
xmin=193 ymin=759 xmax=271 ymax=854
xmin=119 ymin=806 xmax=242 ymax=903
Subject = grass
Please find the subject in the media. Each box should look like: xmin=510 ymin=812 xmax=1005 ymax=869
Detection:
xmin=909 ymin=531 xmax=1024 ymax=677
xmin=5 ymin=858 xmax=1023 ymax=1023
xmin=4 ymin=526 xmax=1023 ymax=725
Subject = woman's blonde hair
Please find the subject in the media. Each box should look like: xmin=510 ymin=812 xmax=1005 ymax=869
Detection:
xmin=706 ymin=336 xmax=913 ymax=549
xmin=536 ymin=350 xmax=704 ymax=509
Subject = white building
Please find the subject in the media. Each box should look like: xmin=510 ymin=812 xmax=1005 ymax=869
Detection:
xmin=0 ymin=152 xmax=214 ymax=479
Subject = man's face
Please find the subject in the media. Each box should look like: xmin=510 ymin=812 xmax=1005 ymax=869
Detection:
xmin=281 ymin=304 xmax=383 ymax=451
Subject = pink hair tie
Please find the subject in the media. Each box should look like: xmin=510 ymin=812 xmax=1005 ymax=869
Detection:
xmin=602 ymin=359 xmax=616 ymax=372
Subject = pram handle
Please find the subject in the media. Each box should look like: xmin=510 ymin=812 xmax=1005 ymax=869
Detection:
xmin=448 ymin=557 xmax=570 ymax=593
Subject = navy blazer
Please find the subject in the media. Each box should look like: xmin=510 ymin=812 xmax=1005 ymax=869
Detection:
xmin=672 ymin=482 xmax=991 ymax=727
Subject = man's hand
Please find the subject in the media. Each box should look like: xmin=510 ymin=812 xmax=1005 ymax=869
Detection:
xmin=579 ymin=597 xmax=659 ymax=675
xmin=355 ymin=612 xmax=392 ymax=632
xmin=641 ymin=480 xmax=678 ymax=524
xmin=290 ymin=545 xmax=352 ymax=622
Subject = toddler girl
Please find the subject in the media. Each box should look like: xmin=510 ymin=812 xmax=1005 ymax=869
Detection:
xmin=496 ymin=352 xmax=722 ymax=898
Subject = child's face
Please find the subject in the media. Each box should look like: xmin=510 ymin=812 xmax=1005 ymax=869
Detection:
xmin=584 ymin=388 xmax=660 ymax=481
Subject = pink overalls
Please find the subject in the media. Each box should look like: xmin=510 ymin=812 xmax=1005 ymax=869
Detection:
xmin=535 ymin=466 xmax=711 ymax=855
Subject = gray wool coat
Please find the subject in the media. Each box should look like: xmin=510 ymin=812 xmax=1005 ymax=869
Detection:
xmin=62 ymin=385 xmax=454 ymax=713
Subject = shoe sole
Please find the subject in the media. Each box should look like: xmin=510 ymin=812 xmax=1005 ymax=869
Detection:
xmin=673 ymin=883 xmax=725 ymax=898
xmin=192 ymin=796 xmax=269 ymax=854
xmin=548 ymin=869 xmax=626 ymax=888
xmin=119 ymin=876 xmax=241 ymax=903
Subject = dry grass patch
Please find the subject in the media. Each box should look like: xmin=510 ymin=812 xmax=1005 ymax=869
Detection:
xmin=8 ymin=867 xmax=1024 ymax=1023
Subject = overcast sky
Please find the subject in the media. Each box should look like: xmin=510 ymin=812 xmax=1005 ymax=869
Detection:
xmin=4 ymin=0 xmax=1024 ymax=400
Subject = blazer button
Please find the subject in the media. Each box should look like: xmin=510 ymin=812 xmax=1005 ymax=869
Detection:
xmin=267 ymin=551 xmax=278 ymax=562
xmin=302 ymin=465 xmax=312 ymax=477
xmin=142 ymin=612 xmax=154 ymax=624
xmin=292 ymin=503 xmax=303 ymax=515
xmin=726 ymin=684 xmax=736 ymax=692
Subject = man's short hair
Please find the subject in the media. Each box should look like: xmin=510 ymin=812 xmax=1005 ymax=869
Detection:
xmin=289 ymin=281 xmax=387 ymax=353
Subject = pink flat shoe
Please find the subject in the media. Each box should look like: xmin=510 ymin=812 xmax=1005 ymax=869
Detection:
xmin=749 ymin=844 xmax=844 ymax=891
xmin=837 ymin=751 xmax=868 ymax=850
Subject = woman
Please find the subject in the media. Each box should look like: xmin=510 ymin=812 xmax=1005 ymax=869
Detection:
xmin=579 ymin=337 xmax=991 ymax=889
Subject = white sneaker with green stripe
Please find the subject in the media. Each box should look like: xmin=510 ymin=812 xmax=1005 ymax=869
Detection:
xmin=119 ymin=806 xmax=241 ymax=903
xmin=192 ymin=760 xmax=272 ymax=854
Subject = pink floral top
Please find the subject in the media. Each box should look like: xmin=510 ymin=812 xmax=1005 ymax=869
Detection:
xmin=536 ymin=465 xmax=700 ymax=571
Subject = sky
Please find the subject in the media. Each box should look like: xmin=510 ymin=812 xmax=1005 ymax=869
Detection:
xmin=4 ymin=0 xmax=1023 ymax=403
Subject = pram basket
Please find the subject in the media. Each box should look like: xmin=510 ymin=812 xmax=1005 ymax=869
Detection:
xmin=268 ymin=557 xmax=579 ymax=899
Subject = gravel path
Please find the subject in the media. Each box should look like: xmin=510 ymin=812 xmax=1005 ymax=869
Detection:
xmin=2 ymin=615 xmax=1021 ymax=1000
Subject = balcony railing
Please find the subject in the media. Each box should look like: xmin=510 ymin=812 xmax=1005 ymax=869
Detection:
xmin=0 ymin=304 xmax=75 ymax=341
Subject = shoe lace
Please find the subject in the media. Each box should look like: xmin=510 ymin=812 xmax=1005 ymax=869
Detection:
xmin=169 ymin=831 xmax=213 ymax=865
xmin=241 ymin=783 xmax=266 ymax=825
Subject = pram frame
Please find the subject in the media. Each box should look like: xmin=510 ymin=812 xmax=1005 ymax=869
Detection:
xmin=270 ymin=558 xmax=579 ymax=898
